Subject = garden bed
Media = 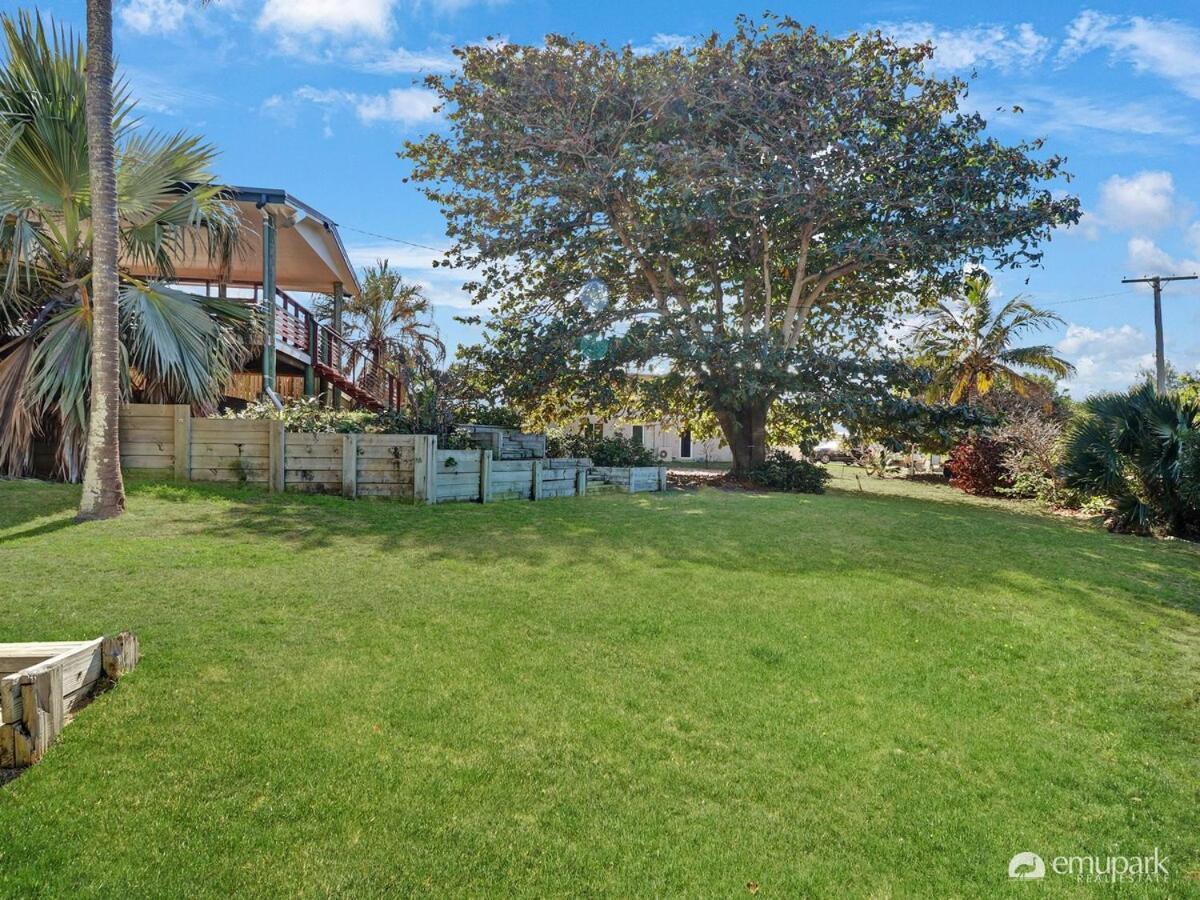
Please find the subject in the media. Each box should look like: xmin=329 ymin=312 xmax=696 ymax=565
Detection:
xmin=0 ymin=633 xmax=138 ymax=769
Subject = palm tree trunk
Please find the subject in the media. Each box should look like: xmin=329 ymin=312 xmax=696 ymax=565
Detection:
xmin=78 ymin=0 xmax=125 ymax=520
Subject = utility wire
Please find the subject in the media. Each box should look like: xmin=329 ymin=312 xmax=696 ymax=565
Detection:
xmin=338 ymin=224 xmax=445 ymax=255
xmin=1041 ymin=289 xmax=1134 ymax=307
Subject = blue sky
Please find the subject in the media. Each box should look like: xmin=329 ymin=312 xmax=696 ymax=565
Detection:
xmin=18 ymin=0 xmax=1200 ymax=396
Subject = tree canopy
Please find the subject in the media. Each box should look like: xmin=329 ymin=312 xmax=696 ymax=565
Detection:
xmin=405 ymin=14 xmax=1080 ymax=471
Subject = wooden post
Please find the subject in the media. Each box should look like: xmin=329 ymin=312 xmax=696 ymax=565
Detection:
xmin=426 ymin=435 xmax=438 ymax=504
xmin=479 ymin=449 xmax=492 ymax=503
xmin=261 ymin=212 xmax=278 ymax=394
xmin=304 ymin=315 xmax=318 ymax=397
xmin=331 ymin=280 xmax=344 ymax=409
xmin=658 ymin=466 xmax=668 ymax=492
xmin=268 ymin=420 xmax=285 ymax=492
xmin=576 ymin=466 xmax=587 ymax=497
xmin=102 ymin=631 xmax=140 ymax=679
xmin=21 ymin=665 xmax=63 ymax=764
xmin=531 ymin=459 xmax=543 ymax=501
xmin=413 ymin=435 xmax=436 ymax=504
xmin=173 ymin=404 xmax=191 ymax=481
xmin=341 ymin=433 xmax=358 ymax=499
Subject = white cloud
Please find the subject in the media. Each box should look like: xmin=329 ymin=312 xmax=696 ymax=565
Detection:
xmin=968 ymin=88 xmax=1200 ymax=146
xmin=266 ymin=85 xmax=441 ymax=129
xmin=875 ymin=21 xmax=1050 ymax=71
xmin=350 ymin=46 xmax=459 ymax=75
xmin=1187 ymin=221 xmax=1200 ymax=258
xmin=347 ymin=243 xmax=488 ymax=310
xmin=1099 ymin=172 xmax=1179 ymax=232
xmin=354 ymin=87 xmax=441 ymax=124
xmin=1126 ymin=237 xmax=1200 ymax=280
xmin=258 ymin=0 xmax=396 ymax=38
xmin=1057 ymin=323 xmax=1156 ymax=397
xmin=118 ymin=0 xmax=191 ymax=34
xmin=1058 ymin=11 xmax=1200 ymax=101
xmin=630 ymin=33 xmax=697 ymax=56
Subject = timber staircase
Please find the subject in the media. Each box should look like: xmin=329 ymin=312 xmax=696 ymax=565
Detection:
xmin=270 ymin=291 xmax=399 ymax=411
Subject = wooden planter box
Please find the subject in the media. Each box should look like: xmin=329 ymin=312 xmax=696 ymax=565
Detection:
xmin=0 ymin=633 xmax=138 ymax=768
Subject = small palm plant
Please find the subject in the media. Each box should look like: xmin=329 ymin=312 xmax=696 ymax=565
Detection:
xmin=1062 ymin=382 xmax=1200 ymax=537
xmin=321 ymin=260 xmax=445 ymax=412
xmin=915 ymin=271 xmax=1074 ymax=404
xmin=0 ymin=12 xmax=250 ymax=479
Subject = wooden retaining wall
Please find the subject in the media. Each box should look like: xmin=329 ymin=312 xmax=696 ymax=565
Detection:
xmin=118 ymin=405 xmax=665 ymax=504
xmin=589 ymin=466 xmax=669 ymax=493
xmin=0 ymin=633 xmax=138 ymax=767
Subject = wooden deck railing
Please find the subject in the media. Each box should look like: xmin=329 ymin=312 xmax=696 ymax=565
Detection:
xmin=271 ymin=291 xmax=398 ymax=411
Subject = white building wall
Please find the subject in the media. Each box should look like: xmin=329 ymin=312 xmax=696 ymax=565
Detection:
xmin=597 ymin=420 xmax=734 ymax=463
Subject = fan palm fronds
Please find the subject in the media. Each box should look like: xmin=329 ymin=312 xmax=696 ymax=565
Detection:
xmin=0 ymin=11 xmax=249 ymax=478
xmin=1062 ymin=382 xmax=1200 ymax=538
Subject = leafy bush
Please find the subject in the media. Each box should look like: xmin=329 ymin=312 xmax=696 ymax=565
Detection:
xmin=1062 ymin=384 xmax=1199 ymax=538
xmin=748 ymin=450 xmax=831 ymax=494
xmin=948 ymin=436 xmax=1008 ymax=496
xmin=546 ymin=431 xmax=656 ymax=467
xmin=228 ymin=398 xmax=380 ymax=433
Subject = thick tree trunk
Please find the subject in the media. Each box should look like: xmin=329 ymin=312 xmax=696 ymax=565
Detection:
xmin=715 ymin=398 xmax=770 ymax=476
xmin=78 ymin=0 xmax=125 ymax=521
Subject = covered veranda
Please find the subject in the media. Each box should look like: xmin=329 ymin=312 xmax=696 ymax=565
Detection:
xmin=124 ymin=185 xmax=399 ymax=411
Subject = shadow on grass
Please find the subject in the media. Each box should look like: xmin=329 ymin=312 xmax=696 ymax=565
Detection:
xmin=124 ymin=477 xmax=1200 ymax=624
xmin=0 ymin=517 xmax=77 ymax=545
xmin=0 ymin=479 xmax=78 ymax=532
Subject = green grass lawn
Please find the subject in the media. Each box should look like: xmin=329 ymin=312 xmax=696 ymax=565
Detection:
xmin=1 ymin=473 xmax=1197 ymax=896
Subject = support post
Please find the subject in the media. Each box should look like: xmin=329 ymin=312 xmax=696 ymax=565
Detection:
xmin=173 ymin=404 xmax=191 ymax=481
xmin=268 ymin=420 xmax=285 ymax=492
xmin=341 ymin=433 xmax=358 ymax=499
xmin=304 ymin=314 xmax=318 ymax=397
xmin=261 ymin=211 xmax=278 ymax=394
xmin=331 ymin=280 xmax=344 ymax=409
xmin=576 ymin=466 xmax=587 ymax=497
xmin=21 ymin=665 xmax=63 ymax=765
xmin=1152 ymin=279 xmax=1166 ymax=396
xmin=413 ymin=435 xmax=436 ymax=504
xmin=102 ymin=631 xmax=140 ymax=679
xmin=531 ymin=458 xmax=543 ymax=501
xmin=658 ymin=466 xmax=668 ymax=492
xmin=479 ymin=449 xmax=492 ymax=503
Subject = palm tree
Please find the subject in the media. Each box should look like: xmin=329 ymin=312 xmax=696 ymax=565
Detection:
xmin=322 ymin=260 xmax=445 ymax=412
xmin=1062 ymin=382 xmax=1199 ymax=537
xmin=0 ymin=12 xmax=249 ymax=481
xmin=914 ymin=271 xmax=1075 ymax=405
xmin=79 ymin=0 xmax=121 ymax=518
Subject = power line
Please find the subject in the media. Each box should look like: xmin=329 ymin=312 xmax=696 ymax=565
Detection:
xmin=1042 ymin=289 xmax=1134 ymax=307
xmin=337 ymin=224 xmax=445 ymax=255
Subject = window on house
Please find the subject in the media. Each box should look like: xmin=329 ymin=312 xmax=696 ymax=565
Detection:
xmin=679 ymin=428 xmax=692 ymax=459
xmin=631 ymin=425 xmax=644 ymax=447
xmin=583 ymin=423 xmax=600 ymax=441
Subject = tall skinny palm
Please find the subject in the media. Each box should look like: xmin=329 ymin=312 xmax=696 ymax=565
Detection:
xmin=915 ymin=272 xmax=1074 ymax=405
xmin=79 ymin=0 xmax=121 ymax=519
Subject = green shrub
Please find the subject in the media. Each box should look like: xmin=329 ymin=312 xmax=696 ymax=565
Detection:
xmin=227 ymin=397 xmax=380 ymax=433
xmin=1062 ymin=383 xmax=1199 ymax=538
xmin=748 ymin=450 xmax=831 ymax=493
xmin=547 ymin=431 xmax=656 ymax=467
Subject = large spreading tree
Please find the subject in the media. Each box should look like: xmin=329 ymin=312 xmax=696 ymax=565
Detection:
xmin=405 ymin=15 xmax=1079 ymax=472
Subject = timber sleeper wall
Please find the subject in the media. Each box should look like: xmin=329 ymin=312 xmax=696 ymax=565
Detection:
xmin=118 ymin=405 xmax=666 ymax=504
xmin=0 ymin=632 xmax=138 ymax=768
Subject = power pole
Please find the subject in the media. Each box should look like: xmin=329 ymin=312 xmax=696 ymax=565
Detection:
xmin=1121 ymin=274 xmax=1198 ymax=395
